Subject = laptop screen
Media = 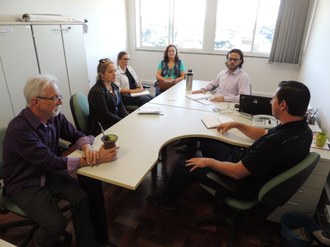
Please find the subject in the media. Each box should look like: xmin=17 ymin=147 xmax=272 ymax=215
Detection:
xmin=239 ymin=94 xmax=272 ymax=115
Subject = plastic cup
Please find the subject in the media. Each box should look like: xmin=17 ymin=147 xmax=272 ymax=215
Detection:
xmin=101 ymin=134 xmax=118 ymax=149
xmin=315 ymin=132 xmax=327 ymax=148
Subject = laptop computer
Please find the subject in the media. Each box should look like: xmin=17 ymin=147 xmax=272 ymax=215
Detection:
xmin=238 ymin=94 xmax=272 ymax=116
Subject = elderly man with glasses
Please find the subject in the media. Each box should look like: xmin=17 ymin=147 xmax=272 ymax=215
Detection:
xmin=2 ymin=74 xmax=118 ymax=247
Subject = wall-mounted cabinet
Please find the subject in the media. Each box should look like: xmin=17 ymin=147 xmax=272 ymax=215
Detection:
xmin=32 ymin=24 xmax=89 ymax=123
xmin=0 ymin=23 xmax=89 ymax=127
xmin=0 ymin=24 xmax=39 ymax=126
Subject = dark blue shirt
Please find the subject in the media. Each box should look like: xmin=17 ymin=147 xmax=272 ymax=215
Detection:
xmin=2 ymin=107 xmax=92 ymax=196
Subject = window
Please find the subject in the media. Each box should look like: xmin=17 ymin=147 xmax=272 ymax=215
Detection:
xmin=136 ymin=0 xmax=206 ymax=49
xmin=135 ymin=0 xmax=280 ymax=55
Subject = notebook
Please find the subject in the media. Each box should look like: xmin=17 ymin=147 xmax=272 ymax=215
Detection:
xmin=238 ymin=94 xmax=272 ymax=116
xmin=201 ymin=115 xmax=233 ymax=129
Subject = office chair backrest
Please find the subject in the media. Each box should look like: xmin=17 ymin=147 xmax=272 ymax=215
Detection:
xmin=70 ymin=93 xmax=89 ymax=134
xmin=259 ymin=152 xmax=320 ymax=208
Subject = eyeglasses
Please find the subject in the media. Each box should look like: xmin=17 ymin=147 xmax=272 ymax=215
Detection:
xmin=99 ymin=58 xmax=111 ymax=63
xmin=36 ymin=95 xmax=63 ymax=102
xmin=122 ymin=58 xmax=130 ymax=61
xmin=227 ymin=58 xmax=241 ymax=63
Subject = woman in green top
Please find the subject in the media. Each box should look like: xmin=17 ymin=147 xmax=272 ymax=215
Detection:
xmin=155 ymin=44 xmax=186 ymax=96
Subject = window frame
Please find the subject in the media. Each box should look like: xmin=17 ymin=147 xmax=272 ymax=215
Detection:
xmin=134 ymin=0 xmax=280 ymax=58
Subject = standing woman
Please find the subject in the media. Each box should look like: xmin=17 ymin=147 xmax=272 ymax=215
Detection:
xmin=155 ymin=44 xmax=186 ymax=96
xmin=88 ymin=58 xmax=128 ymax=136
xmin=115 ymin=51 xmax=153 ymax=107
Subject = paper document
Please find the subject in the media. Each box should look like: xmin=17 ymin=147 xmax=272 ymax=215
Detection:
xmin=201 ymin=115 xmax=233 ymax=129
xmin=186 ymin=93 xmax=212 ymax=101
xmin=197 ymin=98 xmax=214 ymax=106
xmin=131 ymin=90 xmax=150 ymax=97
xmin=137 ymin=107 xmax=162 ymax=115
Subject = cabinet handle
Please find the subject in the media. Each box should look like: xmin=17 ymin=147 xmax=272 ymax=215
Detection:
xmin=0 ymin=28 xmax=13 ymax=33
xmin=297 ymin=189 xmax=304 ymax=193
xmin=288 ymin=201 xmax=300 ymax=206
xmin=52 ymin=27 xmax=72 ymax=32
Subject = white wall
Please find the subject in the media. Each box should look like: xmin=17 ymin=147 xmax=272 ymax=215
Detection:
xmin=0 ymin=0 xmax=127 ymax=87
xmin=298 ymin=0 xmax=330 ymax=133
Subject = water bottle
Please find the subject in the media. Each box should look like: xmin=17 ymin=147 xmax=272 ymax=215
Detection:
xmin=186 ymin=69 xmax=193 ymax=91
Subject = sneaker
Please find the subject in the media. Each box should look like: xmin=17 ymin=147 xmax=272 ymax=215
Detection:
xmin=147 ymin=195 xmax=176 ymax=211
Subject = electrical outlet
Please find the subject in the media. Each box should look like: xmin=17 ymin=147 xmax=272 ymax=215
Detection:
xmin=324 ymin=205 xmax=330 ymax=223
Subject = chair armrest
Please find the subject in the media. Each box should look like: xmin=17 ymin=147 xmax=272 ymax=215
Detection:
xmin=207 ymin=172 xmax=238 ymax=192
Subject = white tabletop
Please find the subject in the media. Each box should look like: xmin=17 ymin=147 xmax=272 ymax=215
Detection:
xmin=0 ymin=239 xmax=16 ymax=247
xmin=73 ymin=79 xmax=330 ymax=190
xmin=149 ymin=79 xmax=234 ymax=112
xmin=74 ymin=103 xmax=253 ymax=190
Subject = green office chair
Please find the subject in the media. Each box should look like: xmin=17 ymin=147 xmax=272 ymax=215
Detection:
xmin=70 ymin=92 xmax=90 ymax=134
xmin=0 ymin=127 xmax=38 ymax=246
xmin=0 ymin=127 xmax=72 ymax=246
xmin=194 ymin=152 xmax=320 ymax=247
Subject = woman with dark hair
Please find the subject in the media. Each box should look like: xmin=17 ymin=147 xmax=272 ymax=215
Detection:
xmin=115 ymin=51 xmax=153 ymax=107
xmin=88 ymin=58 xmax=128 ymax=136
xmin=155 ymin=44 xmax=186 ymax=96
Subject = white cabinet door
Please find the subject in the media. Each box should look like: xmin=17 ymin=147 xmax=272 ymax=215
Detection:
xmin=61 ymin=25 xmax=89 ymax=95
xmin=32 ymin=24 xmax=89 ymax=124
xmin=0 ymin=25 xmax=39 ymax=127
xmin=0 ymin=63 xmax=14 ymax=127
xmin=32 ymin=24 xmax=72 ymax=122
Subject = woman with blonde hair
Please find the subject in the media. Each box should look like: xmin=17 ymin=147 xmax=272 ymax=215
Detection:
xmin=88 ymin=58 xmax=128 ymax=136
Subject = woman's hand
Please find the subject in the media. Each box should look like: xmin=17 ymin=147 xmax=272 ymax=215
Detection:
xmin=132 ymin=87 xmax=144 ymax=93
xmin=164 ymin=78 xmax=175 ymax=83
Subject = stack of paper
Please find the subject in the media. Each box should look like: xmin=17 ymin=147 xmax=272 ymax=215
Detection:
xmin=131 ymin=90 xmax=150 ymax=98
xmin=137 ymin=107 xmax=162 ymax=115
xmin=186 ymin=93 xmax=212 ymax=101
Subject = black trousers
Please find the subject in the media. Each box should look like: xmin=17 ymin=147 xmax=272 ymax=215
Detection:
xmin=11 ymin=171 xmax=97 ymax=247
xmin=77 ymin=175 xmax=109 ymax=245
xmin=161 ymin=139 xmax=244 ymax=205
xmin=123 ymin=94 xmax=153 ymax=107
